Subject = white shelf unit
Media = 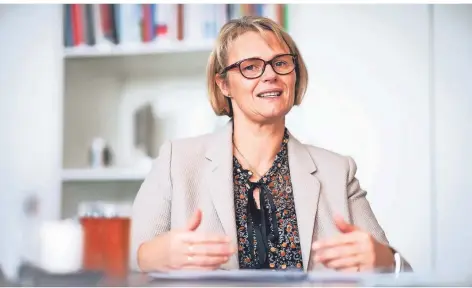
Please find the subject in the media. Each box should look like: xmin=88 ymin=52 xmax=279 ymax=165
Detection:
xmin=62 ymin=168 xmax=149 ymax=182
xmin=63 ymin=40 xmax=215 ymax=59
xmin=61 ymin=41 xmax=224 ymax=217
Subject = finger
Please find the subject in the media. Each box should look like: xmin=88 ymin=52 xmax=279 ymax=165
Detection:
xmin=186 ymin=209 xmax=203 ymax=231
xmin=184 ymin=255 xmax=230 ymax=268
xmin=312 ymin=232 xmax=361 ymax=250
xmin=334 ymin=215 xmax=358 ymax=233
xmin=180 ymin=232 xmax=231 ymax=244
xmin=314 ymin=244 xmax=359 ymax=263
xmin=324 ymin=255 xmax=362 ymax=270
xmin=188 ymin=243 xmax=236 ymax=257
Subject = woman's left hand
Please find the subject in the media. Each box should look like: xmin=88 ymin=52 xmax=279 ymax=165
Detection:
xmin=311 ymin=215 xmax=394 ymax=272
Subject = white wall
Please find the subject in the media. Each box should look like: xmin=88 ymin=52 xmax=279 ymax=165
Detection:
xmin=287 ymin=4 xmax=432 ymax=272
xmin=433 ymin=4 xmax=472 ymax=276
xmin=0 ymin=4 xmax=63 ymax=278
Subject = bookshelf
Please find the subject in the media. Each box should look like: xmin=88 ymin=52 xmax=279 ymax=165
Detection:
xmin=63 ymin=40 xmax=215 ymax=59
xmin=62 ymin=168 xmax=147 ymax=182
xmin=61 ymin=3 xmax=289 ymax=218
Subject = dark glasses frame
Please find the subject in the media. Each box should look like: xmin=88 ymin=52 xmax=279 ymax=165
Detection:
xmin=220 ymin=53 xmax=298 ymax=79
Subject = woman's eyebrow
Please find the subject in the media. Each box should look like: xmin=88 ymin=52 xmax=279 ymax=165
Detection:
xmin=241 ymin=53 xmax=287 ymax=60
xmin=241 ymin=55 xmax=261 ymax=59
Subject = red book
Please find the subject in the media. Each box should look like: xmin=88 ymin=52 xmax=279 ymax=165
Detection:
xmin=71 ymin=4 xmax=84 ymax=46
xmin=99 ymin=4 xmax=111 ymax=42
xmin=142 ymin=4 xmax=153 ymax=42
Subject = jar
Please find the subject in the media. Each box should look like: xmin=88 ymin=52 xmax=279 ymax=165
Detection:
xmin=78 ymin=202 xmax=131 ymax=279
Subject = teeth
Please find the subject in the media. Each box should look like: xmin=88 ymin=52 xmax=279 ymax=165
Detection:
xmin=258 ymin=91 xmax=282 ymax=98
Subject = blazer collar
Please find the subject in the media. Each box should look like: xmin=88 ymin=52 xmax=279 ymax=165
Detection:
xmin=205 ymin=120 xmax=234 ymax=169
xmin=205 ymin=120 xmax=321 ymax=271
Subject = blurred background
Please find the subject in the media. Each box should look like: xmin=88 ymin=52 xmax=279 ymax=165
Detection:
xmin=0 ymin=2 xmax=471 ymax=280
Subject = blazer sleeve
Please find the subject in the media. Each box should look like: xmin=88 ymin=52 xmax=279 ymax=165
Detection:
xmin=130 ymin=140 xmax=173 ymax=272
xmin=345 ymin=156 xmax=413 ymax=272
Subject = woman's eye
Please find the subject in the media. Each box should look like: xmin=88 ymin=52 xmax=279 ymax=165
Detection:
xmin=275 ymin=61 xmax=287 ymax=67
xmin=243 ymin=65 xmax=255 ymax=71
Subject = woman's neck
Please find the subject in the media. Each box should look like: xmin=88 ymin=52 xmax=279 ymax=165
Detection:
xmin=232 ymin=117 xmax=286 ymax=177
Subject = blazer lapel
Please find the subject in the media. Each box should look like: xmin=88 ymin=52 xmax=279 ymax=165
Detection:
xmin=204 ymin=121 xmax=239 ymax=269
xmin=288 ymin=134 xmax=321 ymax=271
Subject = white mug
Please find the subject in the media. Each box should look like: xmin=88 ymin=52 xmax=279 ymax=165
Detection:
xmin=38 ymin=219 xmax=83 ymax=274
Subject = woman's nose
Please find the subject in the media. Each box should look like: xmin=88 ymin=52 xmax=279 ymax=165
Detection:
xmin=260 ymin=64 xmax=277 ymax=82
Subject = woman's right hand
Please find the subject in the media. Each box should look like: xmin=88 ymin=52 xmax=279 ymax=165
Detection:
xmin=138 ymin=209 xmax=236 ymax=272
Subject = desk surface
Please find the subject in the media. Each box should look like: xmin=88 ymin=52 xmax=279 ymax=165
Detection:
xmin=6 ymin=265 xmax=472 ymax=287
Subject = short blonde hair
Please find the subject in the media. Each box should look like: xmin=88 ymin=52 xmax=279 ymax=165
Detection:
xmin=207 ymin=16 xmax=309 ymax=117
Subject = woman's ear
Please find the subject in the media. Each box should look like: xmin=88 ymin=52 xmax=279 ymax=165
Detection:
xmin=215 ymin=73 xmax=230 ymax=97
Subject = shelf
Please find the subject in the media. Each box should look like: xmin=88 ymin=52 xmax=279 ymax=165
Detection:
xmin=63 ymin=40 xmax=215 ymax=59
xmin=62 ymin=168 xmax=149 ymax=182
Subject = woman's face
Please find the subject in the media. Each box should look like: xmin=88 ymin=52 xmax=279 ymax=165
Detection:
xmin=217 ymin=31 xmax=297 ymax=124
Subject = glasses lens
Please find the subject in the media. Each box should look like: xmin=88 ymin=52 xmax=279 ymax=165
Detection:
xmin=240 ymin=58 xmax=265 ymax=78
xmin=272 ymin=55 xmax=296 ymax=75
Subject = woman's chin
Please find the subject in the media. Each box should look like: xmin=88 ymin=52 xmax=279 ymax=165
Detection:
xmin=255 ymin=108 xmax=291 ymax=122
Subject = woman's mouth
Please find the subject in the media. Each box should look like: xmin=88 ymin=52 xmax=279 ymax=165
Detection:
xmin=257 ymin=90 xmax=283 ymax=98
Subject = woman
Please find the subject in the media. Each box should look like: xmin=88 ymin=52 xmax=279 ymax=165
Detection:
xmin=131 ymin=16 xmax=412 ymax=273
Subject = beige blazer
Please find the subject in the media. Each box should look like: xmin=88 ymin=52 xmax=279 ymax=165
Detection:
xmin=131 ymin=121 xmax=411 ymax=272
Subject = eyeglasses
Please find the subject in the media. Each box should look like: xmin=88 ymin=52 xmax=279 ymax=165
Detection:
xmin=220 ymin=53 xmax=297 ymax=79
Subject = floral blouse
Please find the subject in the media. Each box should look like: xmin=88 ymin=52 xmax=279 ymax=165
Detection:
xmin=233 ymin=128 xmax=304 ymax=270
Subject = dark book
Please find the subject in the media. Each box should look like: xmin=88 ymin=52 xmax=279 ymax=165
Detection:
xmin=84 ymin=4 xmax=96 ymax=46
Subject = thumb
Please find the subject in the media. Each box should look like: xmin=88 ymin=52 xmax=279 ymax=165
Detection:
xmin=186 ymin=209 xmax=202 ymax=231
xmin=334 ymin=214 xmax=358 ymax=233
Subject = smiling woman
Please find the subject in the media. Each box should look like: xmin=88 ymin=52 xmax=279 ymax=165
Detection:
xmin=208 ymin=18 xmax=307 ymax=122
xmin=130 ymin=16 xmax=412 ymax=273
